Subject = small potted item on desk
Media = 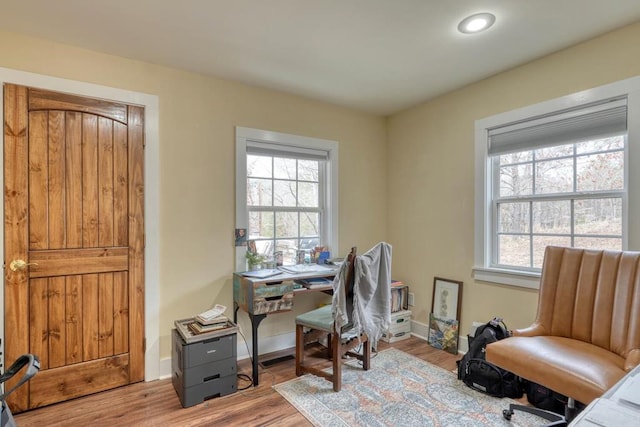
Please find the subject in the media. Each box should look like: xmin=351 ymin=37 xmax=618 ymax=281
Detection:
xmin=246 ymin=252 xmax=265 ymax=271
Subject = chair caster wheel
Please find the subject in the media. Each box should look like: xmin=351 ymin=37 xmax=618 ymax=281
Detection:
xmin=503 ymin=409 xmax=513 ymax=421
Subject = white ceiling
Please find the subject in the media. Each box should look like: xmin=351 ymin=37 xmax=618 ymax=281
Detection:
xmin=2 ymin=1 xmax=640 ymax=115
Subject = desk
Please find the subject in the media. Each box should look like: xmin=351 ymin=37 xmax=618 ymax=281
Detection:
xmin=570 ymin=363 xmax=640 ymax=426
xmin=232 ymin=267 xmax=337 ymax=386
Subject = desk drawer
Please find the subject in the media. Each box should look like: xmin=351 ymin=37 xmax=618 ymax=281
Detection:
xmin=251 ymin=281 xmax=295 ymax=314
xmin=253 ymin=292 xmax=294 ymax=314
xmin=253 ymin=281 xmax=295 ymax=299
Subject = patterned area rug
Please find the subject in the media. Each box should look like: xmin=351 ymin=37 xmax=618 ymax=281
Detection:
xmin=274 ymin=348 xmax=544 ymax=426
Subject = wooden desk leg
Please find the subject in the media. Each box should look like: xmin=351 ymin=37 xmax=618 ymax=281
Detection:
xmin=249 ymin=313 xmax=267 ymax=386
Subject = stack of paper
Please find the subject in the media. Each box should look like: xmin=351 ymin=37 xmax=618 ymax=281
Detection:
xmin=616 ymin=373 xmax=640 ymax=409
xmin=279 ymin=264 xmax=335 ymax=274
xmin=580 ymin=398 xmax=640 ymax=426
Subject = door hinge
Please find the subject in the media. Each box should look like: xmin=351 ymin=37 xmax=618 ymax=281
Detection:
xmin=143 ymin=338 xmax=146 ymax=352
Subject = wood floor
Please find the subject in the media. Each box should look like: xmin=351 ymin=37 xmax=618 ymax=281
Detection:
xmin=14 ymin=336 xmax=459 ymax=426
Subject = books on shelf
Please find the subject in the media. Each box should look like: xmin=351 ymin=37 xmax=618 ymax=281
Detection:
xmin=390 ymin=283 xmax=408 ymax=312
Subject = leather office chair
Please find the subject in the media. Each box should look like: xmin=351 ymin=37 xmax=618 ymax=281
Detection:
xmin=294 ymin=247 xmax=371 ymax=392
xmin=486 ymin=246 xmax=640 ymax=425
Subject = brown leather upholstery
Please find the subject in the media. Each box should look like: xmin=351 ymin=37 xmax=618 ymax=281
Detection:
xmin=486 ymin=246 xmax=640 ymax=405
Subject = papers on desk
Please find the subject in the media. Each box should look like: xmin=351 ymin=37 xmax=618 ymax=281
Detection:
xmin=278 ymin=264 xmax=336 ymax=274
xmin=241 ymin=269 xmax=282 ymax=279
xmin=577 ymin=398 xmax=640 ymax=426
xmin=573 ymin=372 xmax=640 ymax=426
xmin=616 ymin=371 xmax=640 ymax=408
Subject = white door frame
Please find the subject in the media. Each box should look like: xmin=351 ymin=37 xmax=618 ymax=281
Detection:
xmin=0 ymin=67 xmax=161 ymax=381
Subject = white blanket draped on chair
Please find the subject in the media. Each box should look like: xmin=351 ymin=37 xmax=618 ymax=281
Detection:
xmin=333 ymin=241 xmax=392 ymax=348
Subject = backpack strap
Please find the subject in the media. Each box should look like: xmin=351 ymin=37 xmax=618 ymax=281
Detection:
xmin=489 ymin=317 xmax=510 ymax=339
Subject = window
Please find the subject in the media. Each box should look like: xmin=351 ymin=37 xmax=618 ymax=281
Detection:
xmin=475 ymin=78 xmax=640 ymax=288
xmin=495 ymin=135 xmax=625 ymax=270
xmin=235 ymin=127 xmax=338 ymax=270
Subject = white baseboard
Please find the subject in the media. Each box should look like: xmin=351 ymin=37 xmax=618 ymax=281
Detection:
xmin=159 ymin=357 xmax=172 ymax=380
xmin=410 ymin=318 xmax=429 ymax=341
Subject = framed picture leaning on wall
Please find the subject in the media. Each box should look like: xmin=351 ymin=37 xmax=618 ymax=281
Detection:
xmin=431 ymin=277 xmax=463 ymax=322
xmin=429 ymin=277 xmax=463 ymax=354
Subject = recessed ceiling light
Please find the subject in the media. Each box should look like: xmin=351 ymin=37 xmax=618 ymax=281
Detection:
xmin=458 ymin=13 xmax=495 ymax=34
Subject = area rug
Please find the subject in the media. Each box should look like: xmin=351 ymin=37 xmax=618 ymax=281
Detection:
xmin=274 ymin=348 xmax=543 ymax=426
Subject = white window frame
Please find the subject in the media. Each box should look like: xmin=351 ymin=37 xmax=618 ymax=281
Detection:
xmin=474 ymin=77 xmax=640 ymax=289
xmin=235 ymin=127 xmax=339 ymax=271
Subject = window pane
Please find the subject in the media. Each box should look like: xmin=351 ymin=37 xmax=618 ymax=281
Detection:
xmin=274 ymin=157 xmax=296 ymax=179
xmin=574 ymin=198 xmax=622 ymax=235
xmin=532 ymin=200 xmax=571 ymax=234
xmin=576 ymin=151 xmax=623 ymax=191
xmin=247 ymin=178 xmax=272 ymax=206
xmin=275 ymin=239 xmax=297 ymax=265
xmin=532 ymin=236 xmax=571 ymax=267
xmin=275 ymin=211 xmax=298 ymax=238
xmin=535 ymin=158 xmax=573 ymax=194
xmin=248 ymin=211 xmax=274 ymax=239
xmin=247 ymin=155 xmax=272 ymax=178
xmin=576 ymin=136 xmax=624 ymax=154
xmin=298 ymin=160 xmax=319 ymax=181
xmin=298 ymin=182 xmax=318 ymax=207
xmin=273 ymin=180 xmax=296 ymax=207
xmin=300 ymin=212 xmax=319 ymax=237
xmin=498 ymin=202 xmax=529 ymax=233
xmin=500 ymin=151 xmax=532 ymax=165
xmin=498 ymin=235 xmax=530 ymax=267
xmin=535 ymin=144 xmax=573 ymax=160
xmin=499 ymin=164 xmax=532 ymax=197
xmin=254 ymin=239 xmax=275 ymax=256
xmin=574 ymin=237 xmax=622 ymax=251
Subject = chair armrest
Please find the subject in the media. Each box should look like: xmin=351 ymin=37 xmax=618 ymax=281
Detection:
xmin=625 ymin=349 xmax=640 ymax=371
xmin=512 ymin=323 xmax=547 ymax=337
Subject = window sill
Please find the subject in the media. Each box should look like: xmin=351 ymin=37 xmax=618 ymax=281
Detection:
xmin=472 ymin=267 xmax=540 ymax=289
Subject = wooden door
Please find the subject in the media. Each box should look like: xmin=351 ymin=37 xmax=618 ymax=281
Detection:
xmin=3 ymin=84 xmax=145 ymax=412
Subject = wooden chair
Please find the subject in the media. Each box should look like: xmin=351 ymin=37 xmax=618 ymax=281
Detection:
xmin=294 ymin=247 xmax=371 ymax=391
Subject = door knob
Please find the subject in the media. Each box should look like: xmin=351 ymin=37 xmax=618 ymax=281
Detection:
xmin=9 ymin=259 xmax=38 ymax=272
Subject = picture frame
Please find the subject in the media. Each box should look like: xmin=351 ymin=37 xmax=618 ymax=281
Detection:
xmin=431 ymin=277 xmax=463 ymax=322
xmin=234 ymin=228 xmax=247 ymax=247
xmin=428 ymin=313 xmax=459 ymax=354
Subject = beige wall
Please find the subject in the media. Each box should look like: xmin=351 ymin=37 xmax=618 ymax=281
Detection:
xmin=0 ymin=30 xmax=388 ymax=360
xmin=387 ymin=22 xmax=640 ymax=334
xmin=2 ymin=20 xmax=640 ymax=362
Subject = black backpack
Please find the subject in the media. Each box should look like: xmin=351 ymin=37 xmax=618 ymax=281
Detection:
xmin=456 ymin=317 xmax=522 ymax=398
